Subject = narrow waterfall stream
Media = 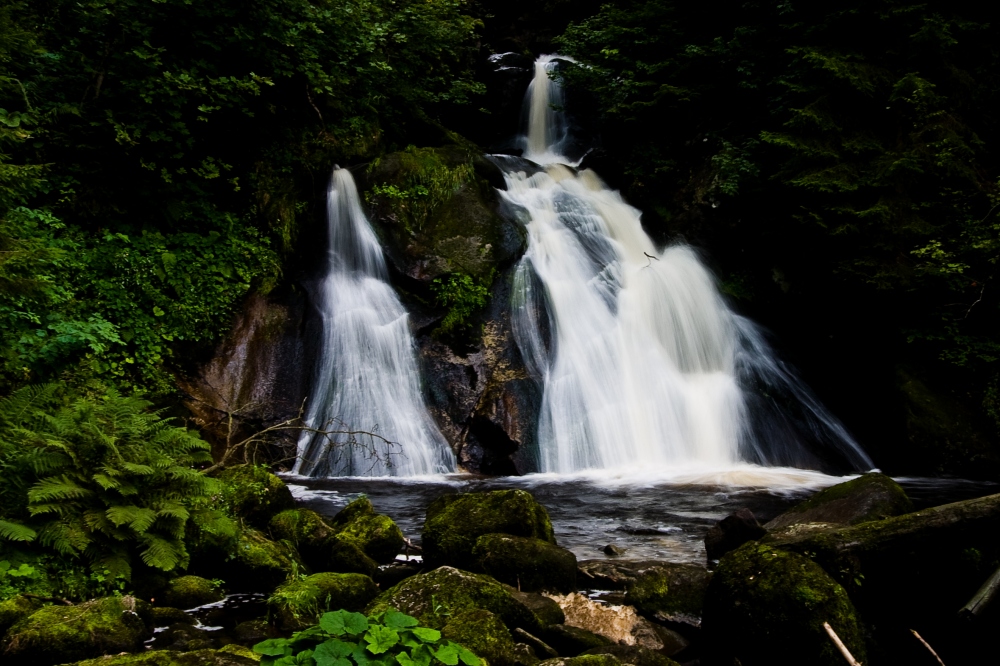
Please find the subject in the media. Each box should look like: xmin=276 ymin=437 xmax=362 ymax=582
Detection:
xmin=502 ymin=55 xmax=873 ymax=474
xmin=294 ymin=169 xmax=455 ymax=476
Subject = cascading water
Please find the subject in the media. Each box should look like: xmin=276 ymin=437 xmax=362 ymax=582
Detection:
xmin=501 ymin=55 xmax=873 ymax=474
xmin=295 ymin=168 xmax=455 ymax=477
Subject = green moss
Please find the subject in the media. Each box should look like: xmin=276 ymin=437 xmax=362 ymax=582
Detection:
xmin=149 ymin=607 xmax=194 ymax=627
xmin=768 ymin=472 xmax=912 ymax=530
xmin=337 ymin=513 xmax=405 ymax=564
xmin=329 ymin=497 xmax=375 ymax=529
xmin=422 ymin=490 xmax=556 ymax=568
xmin=442 ymin=609 xmax=521 ymax=666
xmin=269 ymin=508 xmax=379 ymax=576
xmin=269 ymin=508 xmax=334 ymax=545
xmin=159 ymin=575 xmax=223 ymax=609
xmin=217 ymin=466 xmax=295 ymax=528
xmin=1 ymin=596 xmax=149 ymax=666
xmin=580 ymin=646 xmax=680 ymax=666
xmin=538 ymin=656 xmax=623 ymax=666
xmin=67 ymin=647 xmax=259 ymax=665
xmin=365 ymin=566 xmax=540 ymax=632
xmin=223 ymin=528 xmax=306 ymax=593
xmin=0 ymin=595 xmax=41 ymax=640
xmin=623 ymin=564 xmax=710 ymax=619
xmin=473 ymin=534 xmax=577 ymax=593
xmin=702 ymin=543 xmax=865 ymax=666
xmin=268 ymin=572 xmax=378 ymax=631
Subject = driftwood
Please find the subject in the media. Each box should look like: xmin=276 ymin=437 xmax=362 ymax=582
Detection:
xmin=823 ymin=622 xmax=862 ymax=666
xmin=959 ymin=563 xmax=1000 ymax=619
xmin=910 ymin=629 xmax=946 ymax=666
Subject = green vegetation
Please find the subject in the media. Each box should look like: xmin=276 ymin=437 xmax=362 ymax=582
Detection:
xmin=252 ymin=608 xmax=481 ymax=666
xmin=432 ymin=273 xmax=493 ymax=338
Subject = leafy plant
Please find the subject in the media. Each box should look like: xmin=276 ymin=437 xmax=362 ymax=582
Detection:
xmin=254 ymin=609 xmax=481 ymax=666
xmin=431 ymin=272 xmax=492 ymax=337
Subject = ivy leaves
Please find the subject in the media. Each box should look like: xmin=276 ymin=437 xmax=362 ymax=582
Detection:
xmin=255 ymin=610 xmax=480 ymax=666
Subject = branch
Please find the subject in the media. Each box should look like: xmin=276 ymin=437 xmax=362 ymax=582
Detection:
xmin=823 ymin=622 xmax=862 ymax=666
xmin=910 ymin=629 xmax=946 ymax=666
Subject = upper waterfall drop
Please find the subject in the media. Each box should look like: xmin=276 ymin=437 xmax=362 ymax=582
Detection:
xmin=501 ymin=55 xmax=873 ymax=474
xmin=295 ymin=168 xmax=455 ymax=477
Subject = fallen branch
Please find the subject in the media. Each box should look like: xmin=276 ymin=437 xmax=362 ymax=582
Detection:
xmin=823 ymin=622 xmax=862 ymax=666
xmin=959 ymin=564 xmax=1000 ymax=620
xmin=910 ymin=629 xmax=946 ymax=666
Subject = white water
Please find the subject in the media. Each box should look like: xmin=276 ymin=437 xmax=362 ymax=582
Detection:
xmin=295 ymin=169 xmax=455 ymax=477
xmin=502 ymin=55 xmax=873 ymax=475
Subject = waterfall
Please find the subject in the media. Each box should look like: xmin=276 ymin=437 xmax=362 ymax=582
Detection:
xmin=295 ymin=168 xmax=455 ymax=477
xmin=501 ymin=56 xmax=873 ymax=474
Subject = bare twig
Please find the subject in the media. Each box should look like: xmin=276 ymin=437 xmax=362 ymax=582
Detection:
xmin=643 ymin=251 xmax=659 ymax=268
xmin=964 ymin=282 xmax=986 ymax=319
xmin=823 ymin=622 xmax=862 ymax=666
xmin=910 ymin=629 xmax=946 ymax=666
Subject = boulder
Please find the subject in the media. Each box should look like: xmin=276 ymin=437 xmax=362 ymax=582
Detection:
xmin=538 ymin=656 xmax=623 ymax=666
xmin=506 ymin=587 xmax=565 ymax=627
xmin=580 ymin=645 xmax=680 ymax=666
xmin=703 ymin=508 xmax=766 ymax=561
xmin=224 ymin=527 xmax=307 ymax=592
xmin=268 ymin=572 xmax=378 ymax=631
xmin=269 ymin=508 xmax=379 ymax=576
xmin=702 ymin=542 xmax=865 ymax=666
xmin=1 ymin=596 xmax=150 ymax=666
xmin=545 ymin=593 xmax=669 ymax=651
xmin=149 ymin=607 xmax=194 ymax=627
xmin=474 ymin=534 xmax=577 ymax=593
xmin=541 ymin=625 xmax=612 ymax=657
xmin=66 ymin=647 xmax=258 ymax=665
xmin=0 ymin=595 xmax=41 ymax=640
xmin=148 ymin=623 xmax=217 ymax=652
xmin=326 ymin=497 xmax=406 ymax=564
xmin=217 ymin=466 xmax=295 ymax=529
xmin=621 ymin=564 xmax=711 ymax=625
xmin=441 ymin=609 xmax=528 ymax=666
xmin=365 ymin=566 xmax=541 ymax=632
xmin=422 ymin=490 xmax=555 ymax=568
xmin=231 ymin=618 xmax=276 ymax=646
xmin=158 ymin=575 xmax=224 ymax=609
xmin=765 ymin=472 xmax=913 ymax=531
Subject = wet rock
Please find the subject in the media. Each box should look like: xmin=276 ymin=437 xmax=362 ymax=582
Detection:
xmin=602 ymin=544 xmax=626 ymax=557
xmin=148 ymin=622 xmax=217 ymax=652
xmin=224 ymin=527 xmax=307 ymax=592
xmin=0 ymin=595 xmax=41 ymax=640
xmin=474 ymin=534 xmax=577 ymax=593
xmin=580 ymin=645 xmax=680 ymax=666
xmin=217 ymin=466 xmax=295 ymax=529
xmin=422 ymin=490 xmax=555 ymax=568
xmin=506 ymin=587 xmax=565 ymax=627
xmin=375 ymin=560 xmax=424 ymax=588
xmin=544 ymin=593 xmax=667 ymax=650
xmin=622 ymin=564 xmax=711 ymax=624
xmin=149 ymin=607 xmax=194 ymax=627
xmin=269 ymin=508 xmax=379 ymax=576
xmin=66 ymin=647 xmax=259 ymax=665
xmin=232 ymin=618 xmax=276 ymax=646
xmin=269 ymin=572 xmax=378 ymax=631
xmin=442 ymin=609 xmax=531 ymax=666
xmin=325 ymin=497 xmax=406 ymax=564
xmin=1 ymin=596 xmax=150 ymax=666
xmin=704 ymin=508 xmax=766 ymax=562
xmin=365 ymin=566 xmax=540 ymax=632
xmin=702 ymin=542 xmax=865 ymax=666
xmin=158 ymin=575 xmax=224 ymax=609
xmin=541 ymin=625 xmax=612 ymax=657
xmin=765 ymin=472 xmax=913 ymax=531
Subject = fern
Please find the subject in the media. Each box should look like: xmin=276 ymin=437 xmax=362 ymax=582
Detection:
xmin=0 ymin=519 xmax=37 ymax=542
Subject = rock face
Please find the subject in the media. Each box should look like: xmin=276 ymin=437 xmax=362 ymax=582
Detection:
xmin=474 ymin=534 xmax=578 ymax=593
xmin=158 ymin=575 xmax=224 ymax=609
xmin=702 ymin=543 xmax=865 ymax=666
xmin=1 ymin=596 xmax=150 ymax=666
xmin=703 ymin=508 xmax=766 ymax=562
xmin=422 ymin=490 xmax=556 ymax=568
xmin=365 ymin=566 xmax=540 ymax=632
xmin=765 ymin=472 xmax=913 ymax=531
xmin=269 ymin=572 xmax=379 ymax=630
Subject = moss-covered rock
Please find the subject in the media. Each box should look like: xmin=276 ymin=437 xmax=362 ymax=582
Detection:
xmin=579 ymin=645 xmax=680 ymax=666
xmin=423 ymin=490 xmax=555 ymax=568
xmin=765 ymin=472 xmax=913 ymax=531
xmin=537 ymin=656 xmax=623 ymax=666
xmin=268 ymin=572 xmax=378 ymax=631
xmin=0 ymin=595 xmax=41 ymax=640
xmin=67 ymin=647 xmax=259 ymax=665
xmin=702 ymin=542 xmax=865 ymax=666
xmin=218 ymin=465 xmax=295 ymax=528
xmin=269 ymin=509 xmax=379 ymax=576
xmin=1 ymin=596 xmax=149 ymax=666
xmin=338 ymin=513 xmax=405 ymax=564
xmin=365 ymin=566 xmax=540 ymax=632
xmin=441 ymin=609 xmax=523 ymax=666
xmin=622 ymin=564 xmax=710 ymax=623
xmin=150 ymin=607 xmax=194 ymax=627
xmin=541 ymin=625 xmax=612 ymax=658
xmin=473 ymin=534 xmax=576 ymax=593
xmin=223 ymin=527 xmax=307 ymax=592
xmin=506 ymin=588 xmax=565 ymax=627
xmin=158 ymin=575 xmax=224 ymax=609
xmin=232 ymin=618 xmax=276 ymax=646
xmin=330 ymin=496 xmax=376 ymax=527
xmin=148 ymin=623 xmax=217 ymax=652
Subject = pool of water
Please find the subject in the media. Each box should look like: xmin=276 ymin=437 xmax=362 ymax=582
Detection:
xmin=285 ymin=466 xmax=998 ymax=567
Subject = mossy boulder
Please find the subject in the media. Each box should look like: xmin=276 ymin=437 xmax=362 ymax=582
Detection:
xmin=423 ymin=490 xmax=555 ymax=568
xmin=541 ymin=625 xmax=612 ymax=658
xmin=323 ymin=497 xmax=406 ymax=565
xmin=67 ymin=647 xmax=259 ymax=665
xmin=441 ymin=609 xmax=523 ymax=666
xmin=538 ymin=656 xmax=623 ymax=666
xmin=506 ymin=588 xmax=565 ymax=627
xmin=329 ymin=496 xmax=377 ymax=528
xmin=474 ymin=534 xmax=577 ymax=593
xmin=622 ymin=564 xmax=711 ymax=623
xmin=224 ymin=527 xmax=307 ymax=592
xmin=232 ymin=618 xmax=277 ymax=646
xmin=158 ymin=575 xmax=224 ymax=609
xmin=702 ymin=542 xmax=865 ymax=666
xmin=1 ymin=596 xmax=150 ymax=666
xmin=150 ymin=607 xmax=194 ymax=627
xmin=365 ymin=566 xmax=541 ymax=632
xmin=765 ymin=472 xmax=913 ymax=532
xmin=268 ymin=572 xmax=378 ymax=631
xmin=218 ymin=465 xmax=295 ymax=529
xmin=149 ymin=623 xmax=217 ymax=652
xmin=0 ymin=595 xmax=41 ymax=640
xmin=579 ymin=645 xmax=680 ymax=666
xmin=269 ymin=509 xmax=379 ymax=576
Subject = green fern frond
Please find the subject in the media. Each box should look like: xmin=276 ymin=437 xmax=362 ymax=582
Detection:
xmin=92 ymin=473 xmax=122 ymax=491
xmin=120 ymin=462 xmax=155 ymax=475
xmin=138 ymin=533 xmax=185 ymax=571
xmin=106 ymin=505 xmax=157 ymax=533
xmin=28 ymin=475 xmax=94 ymax=503
xmin=0 ymin=519 xmax=37 ymax=542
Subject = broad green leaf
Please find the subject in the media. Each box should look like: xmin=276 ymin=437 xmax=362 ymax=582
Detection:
xmin=296 ymin=649 xmax=316 ymax=666
xmin=433 ymin=645 xmax=459 ymax=666
xmin=408 ymin=644 xmax=433 ymax=666
xmin=383 ymin=610 xmax=419 ymax=629
xmin=353 ymin=642 xmax=391 ymax=666
xmin=410 ymin=628 xmax=440 ymax=643
xmin=255 ymin=639 xmax=292 ymax=657
xmin=396 ymin=654 xmax=417 ymax=666
xmin=365 ymin=625 xmax=400 ymax=654
xmin=320 ymin=611 xmax=349 ymax=636
xmin=315 ymin=638 xmax=355 ymax=666
xmin=343 ymin=612 xmax=370 ymax=635
xmin=456 ymin=645 xmax=481 ymax=666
